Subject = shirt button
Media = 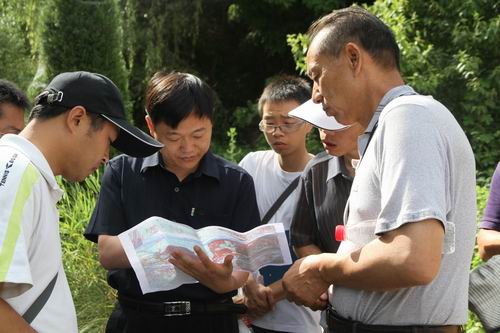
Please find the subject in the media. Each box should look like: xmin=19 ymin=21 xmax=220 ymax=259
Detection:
xmin=174 ymin=187 xmax=180 ymax=193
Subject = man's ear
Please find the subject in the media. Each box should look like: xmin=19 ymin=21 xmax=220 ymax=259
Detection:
xmin=66 ymin=106 xmax=87 ymax=133
xmin=304 ymin=123 xmax=313 ymax=135
xmin=344 ymin=42 xmax=362 ymax=75
xmin=145 ymin=115 xmax=156 ymax=137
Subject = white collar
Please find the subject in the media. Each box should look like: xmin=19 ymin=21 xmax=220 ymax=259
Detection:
xmin=0 ymin=134 xmax=62 ymax=195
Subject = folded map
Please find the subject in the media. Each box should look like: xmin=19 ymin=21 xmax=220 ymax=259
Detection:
xmin=118 ymin=216 xmax=292 ymax=294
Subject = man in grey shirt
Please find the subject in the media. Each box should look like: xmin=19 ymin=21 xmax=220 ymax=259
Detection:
xmin=282 ymin=6 xmax=476 ymax=333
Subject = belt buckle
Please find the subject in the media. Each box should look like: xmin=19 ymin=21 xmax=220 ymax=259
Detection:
xmin=163 ymin=301 xmax=191 ymax=316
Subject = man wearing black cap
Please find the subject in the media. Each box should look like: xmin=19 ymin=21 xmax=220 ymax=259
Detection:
xmin=0 ymin=71 xmax=162 ymax=332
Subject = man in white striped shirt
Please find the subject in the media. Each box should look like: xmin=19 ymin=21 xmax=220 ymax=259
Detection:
xmin=0 ymin=71 xmax=162 ymax=333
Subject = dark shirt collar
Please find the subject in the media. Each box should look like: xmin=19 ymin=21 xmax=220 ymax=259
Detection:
xmin=140 ymin=150 xmax=220 ymax=181
xmin=192 ymin=151 xmax=220 ymax=181
xmin=327 ymin=155 xmax=353 ymax=182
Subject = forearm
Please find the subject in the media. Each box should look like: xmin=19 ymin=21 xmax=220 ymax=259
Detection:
xmin=294 ymin=244 xmax=322 ymax=258
xmin=319 ymin=220 xmax=443 ymax=291
xmin=97 ymin=235 xmax=130 ymax=269
xmin=477 ymin=229 xmax=500 ymax=261
xmin=0 ymin=298 xmax=36 ymax=333
xmin=268 ymin=280 xmax=286 ymax=302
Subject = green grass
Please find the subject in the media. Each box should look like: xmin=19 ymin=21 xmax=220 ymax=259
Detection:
xmin=464 ymin=185 xmax=492 ymax=333
xmin=57 ymin=170 xmax=491 ymax=332
xmin=58 ymin=172 xmax=115 ymax=332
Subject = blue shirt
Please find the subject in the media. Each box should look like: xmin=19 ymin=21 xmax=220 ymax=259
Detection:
xmin=85 ymin=150 xmax=260 ymax=301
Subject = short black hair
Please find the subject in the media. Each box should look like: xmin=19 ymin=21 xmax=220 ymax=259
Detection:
xmin=258 ymin=75 xmax=311 ymax=115
xmin=29 ymin=103 xmax=105 ymax=131
xmin=308 ymin=6 xmax=400 ymax=70
xmin=145 ymin=71 xmax=215 ymax=128
xmin=0 ymin=79 xmax=30 ymax=114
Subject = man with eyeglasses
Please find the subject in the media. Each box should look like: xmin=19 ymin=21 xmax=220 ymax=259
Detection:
xmin=238 ymin=76 xmax=322 ymax=333
xmin=0 ymin=80 xmax=29 ymax=137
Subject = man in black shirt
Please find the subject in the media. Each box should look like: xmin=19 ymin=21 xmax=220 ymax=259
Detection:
xmin=85 ymin=71 xmax=260 ymax=333
xmin=289 ymin=97 xmax=364 ymax=258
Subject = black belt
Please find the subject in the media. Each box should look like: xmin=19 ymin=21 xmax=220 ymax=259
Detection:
xmin=326 ymin=307 xmax=462 ymax=333
xmin=118 ymin=294 xmax=247 ymax=317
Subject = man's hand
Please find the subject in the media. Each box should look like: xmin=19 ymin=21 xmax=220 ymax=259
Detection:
xmin=242 ymin=276 xmax=274 ymax=319
xmin=169 ymin=245 xmax=247 ymax=293
xmin=282 ymin=254 xmax=330 ymax=308
xmin=477 ymin=229 xmax=500 ymax=261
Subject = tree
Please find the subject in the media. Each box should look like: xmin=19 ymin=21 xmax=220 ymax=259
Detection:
xmin=371 ymin=0 xmax=500 ymax=179
xmin=288 ymin=0 xmax=500 ymax=178
xmin=39 ymin=0 xmax=128 ymax=105
xmin=0 ymin=1 xmax=39 ymax=92
xmin=123 ymin=0 xmax=204 ymax=127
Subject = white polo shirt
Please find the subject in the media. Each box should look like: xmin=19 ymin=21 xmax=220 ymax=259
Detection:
xmin=0 ymin=134 xmax=77 ymax=332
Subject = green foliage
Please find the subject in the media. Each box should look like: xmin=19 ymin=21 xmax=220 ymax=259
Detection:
xmin=40 ymin=0 xmax=128 ymax=100
xmin=307 ymin=128 xmax=324 ymax=155
xmin=221 ymin=127 xmax=244 ymax=163
xmin=369 ymin=0 xmax=500 ymax=180
xmin=287 ymin=33 xmax=310 ymax=74
xmin=465 ymin=185 xmax=491 ymax=333
xmin=287 ymin=0 xmax=499 ymax=179
xmin=58 ymin=173 xmax=115 ymax=332
xmin=123 ymin=0 xmax=204 ymax=128
xmin=0 ymin=1 xmax=38 ymax=91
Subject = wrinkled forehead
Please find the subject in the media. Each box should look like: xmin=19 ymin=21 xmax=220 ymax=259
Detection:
xmin=306 ymin=40 xmax=329 ymax=76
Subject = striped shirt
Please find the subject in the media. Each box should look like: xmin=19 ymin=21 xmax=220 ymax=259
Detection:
xmin=290 ymin=152 xmax=353 ymax=253
xmin=0 ymin=134 xmax=77 ymax=332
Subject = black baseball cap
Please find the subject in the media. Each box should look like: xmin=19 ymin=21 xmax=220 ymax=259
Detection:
xmin=35 ymin=71 xmax=163 ymax=157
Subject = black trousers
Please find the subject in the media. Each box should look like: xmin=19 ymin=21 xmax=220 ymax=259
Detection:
xmin=106 ymin=302 xmax=239 ymax=333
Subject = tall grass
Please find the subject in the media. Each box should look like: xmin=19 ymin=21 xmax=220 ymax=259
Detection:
xmin=464 ymin=185 xmax=491 ymax=333
xmin=58 ymin=171 xmax=115 ymax=333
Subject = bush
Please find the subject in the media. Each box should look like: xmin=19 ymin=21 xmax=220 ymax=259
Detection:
xmin=0 ymin=1 xmax=38 ymax=91
xmin=370 ymin=0 xmax=500 ymax=182
xmin=40 ymin=0 xmax=128 ymax=106
xmin=465 ymin=185 xmax=490 ymax=333
xmin=58 ymin=172 xmax=115 ymax=332
xmin=287 ymin=0 xmax=500 ymax=180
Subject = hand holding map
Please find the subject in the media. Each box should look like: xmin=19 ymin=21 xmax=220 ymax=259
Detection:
xmin=118 ymin=216 xmax=292 ymax=294
xmin=169 ymin=245 xmax=238 ymax=294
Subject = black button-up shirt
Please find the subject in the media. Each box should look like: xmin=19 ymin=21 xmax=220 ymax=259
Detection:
xmin=290 ymin=152 xmax=353 ymax=253
xmin=84 ymin=150 xmax=260 ymax=302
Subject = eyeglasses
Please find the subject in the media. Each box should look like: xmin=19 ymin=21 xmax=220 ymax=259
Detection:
xmin=258 ymin=120 xmax=305 ymax=134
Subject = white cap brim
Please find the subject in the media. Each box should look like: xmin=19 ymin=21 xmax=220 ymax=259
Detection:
xmin=288 ymin=99 xmax=349 ymax=131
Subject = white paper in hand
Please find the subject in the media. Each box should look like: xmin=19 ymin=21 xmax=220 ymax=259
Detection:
xmin=118 ymin=216 xmax=292 ymax=294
